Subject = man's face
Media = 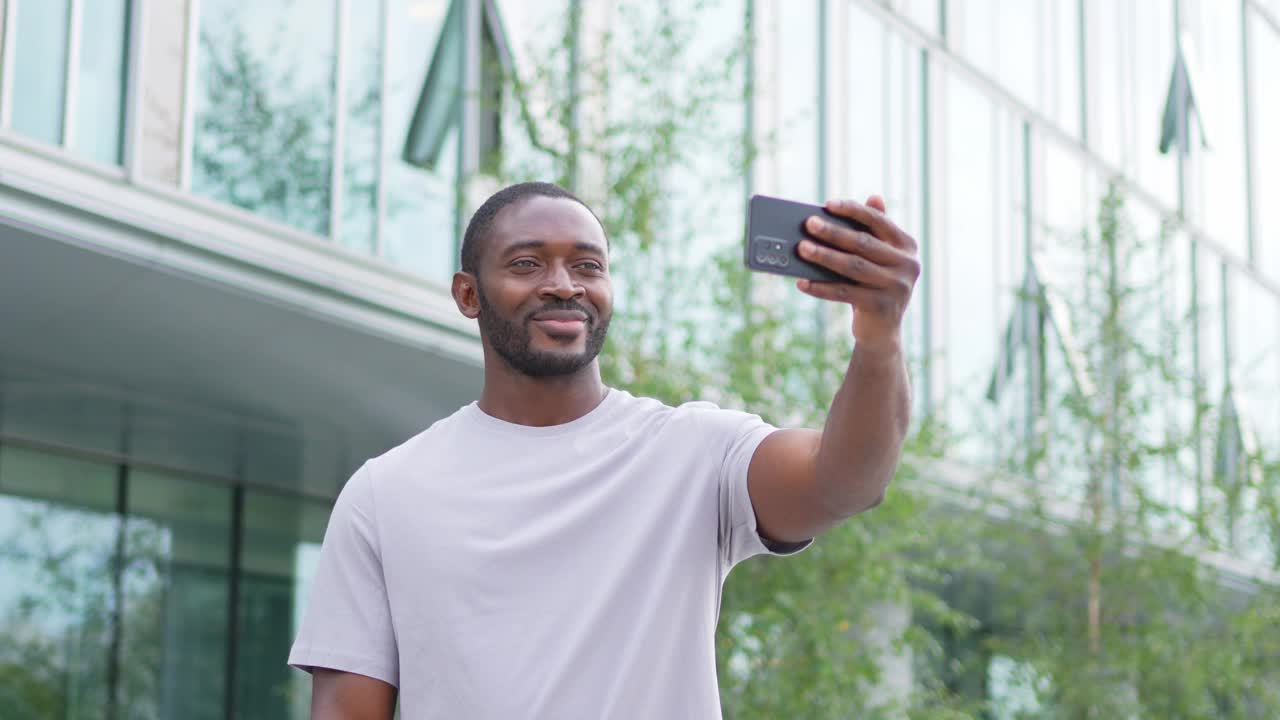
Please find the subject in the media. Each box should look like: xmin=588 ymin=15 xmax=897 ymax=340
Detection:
xmin=473 ymin=196 xmax=613 ymax=377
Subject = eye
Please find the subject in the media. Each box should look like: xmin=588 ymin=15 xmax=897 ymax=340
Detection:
xmin=510 ymin=259 xmax=539 ymax=269
xmin=577 ymin=260 xmax=605 ymax=273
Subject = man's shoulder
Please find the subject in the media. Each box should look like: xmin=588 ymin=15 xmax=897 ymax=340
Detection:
xmin=613 ymin=390 xmax=766 ymax=435
xmin=366 ymin=404 xmax=473 ymax=473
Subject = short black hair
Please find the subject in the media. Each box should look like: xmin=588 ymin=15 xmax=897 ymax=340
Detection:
xmin=460 ymin=181 xmax=605 ymax=276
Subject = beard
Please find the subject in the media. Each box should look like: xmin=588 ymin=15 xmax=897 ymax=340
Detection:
xmin=477 ymin=287 xmax=611 ymax=378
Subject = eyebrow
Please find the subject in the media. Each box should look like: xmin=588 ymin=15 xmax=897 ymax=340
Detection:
xmin=501 ymin=240 xmax=607 ymax=256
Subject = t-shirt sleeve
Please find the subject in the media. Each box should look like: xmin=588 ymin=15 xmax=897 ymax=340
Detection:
xmin=711 ymin=407 xmax=814 ymax=573
xmin=287 ymin=462 xmax=399 ymax=687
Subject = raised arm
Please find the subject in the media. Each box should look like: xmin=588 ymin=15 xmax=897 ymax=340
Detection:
xmin=311 ymin=668 xmax=397 ymax=720
xmin=745 ymin=195 xmax=920 ymax=543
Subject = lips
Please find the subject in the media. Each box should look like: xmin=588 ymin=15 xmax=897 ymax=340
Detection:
xmin=531 ymin=309 xmax=588 ymax=323
xmin=530 ymin=308 xmax=589 ymax=337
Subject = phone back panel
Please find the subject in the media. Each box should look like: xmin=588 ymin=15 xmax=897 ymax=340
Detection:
xmin=744 ymin=194 xmax=868 ymax=282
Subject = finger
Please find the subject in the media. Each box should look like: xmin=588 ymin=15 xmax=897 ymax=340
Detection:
xmin=805 ymin=215 xmax=910 ymax=267
xmin=795 ymin=278 xmax=878 ymax=306
xmin=824 ymin=198 xmax=917 ymax=253
xmin=866 ymin=195 xmax=886 ymax=213
xmin=797 ymin=239 xmax=897 ymax=288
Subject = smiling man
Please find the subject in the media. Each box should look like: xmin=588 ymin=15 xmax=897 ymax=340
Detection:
xmin=288 ymin=181 xmax=921 ymax=719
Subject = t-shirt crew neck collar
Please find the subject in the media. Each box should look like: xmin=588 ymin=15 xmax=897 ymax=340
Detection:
xmin=462 ymin=387 xmax=621 ymax=437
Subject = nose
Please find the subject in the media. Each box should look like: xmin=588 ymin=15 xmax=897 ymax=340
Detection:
xmin=540 ymin=263 xmax=584 ymax=300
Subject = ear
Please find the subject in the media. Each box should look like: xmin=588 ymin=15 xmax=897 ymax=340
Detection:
xmin=452 ymin=271 xmax=481 ymax=319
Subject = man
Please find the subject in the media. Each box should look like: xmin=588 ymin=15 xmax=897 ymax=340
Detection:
xmin=289 ymin=182 xmax=920 ymax=718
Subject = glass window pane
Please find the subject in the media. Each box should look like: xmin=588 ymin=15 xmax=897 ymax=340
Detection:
xmin=1231 ymin=273 xmax=1280 ymax=448
xmin=339 ymin=0 xmax=382 ymax=255
xmin=1251 ymin=18 xmax=1280 ymax=281
xmin=72 ymin=0 xmax=130 ymax=165
xmin=1184 ymin=0 xmax=1248 ymax=259
xmin=995 ymin=0 xmax=1039 ymax=113
xmin=0 ymin=445 xmax=119 ymax=719
xmin=10 ymin=0 xmax=70 ymax=145
xmin=1130 ymin=0 xmax=1179 ymax=207
xmin=119 ymin=469 xmax=231 ymax=720
xmin=235 ymin=489 xmax=329 ymax=720
xmin=894 ymin=0 xmax=938 ymax=35
xmin=383 ymin=0 xmax=458 ymax=281
xmin=845 ymin=2 xmax=886 ymax=199
xmin=940 ymin=72 xmax=1001 ymax=461
xmin=950 ymin=0 xmax=998 ymax=79
xmin=192 ymin=0 xmax=338 ymax=236
xmin=1045 ymin=0 xmax=1081 ymax=137
xmin=1085 ymin=0 xmax=1124 ymax=169
xmin=773 ymin=0 xmax=819 ymax=203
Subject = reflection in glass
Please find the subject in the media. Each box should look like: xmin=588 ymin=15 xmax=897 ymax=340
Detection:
xmin=339 ymin=1 xmax=383 ymax=255
xmin=0 ymin=445 xmax=118 ymax=719
xmin=235 ymin=489 xmax=329 ymax=720
xmin=120 ymin=469 xmax=231 ymax=720
xmin=192 ymin=0 xmax=338 ymax=236
xmin=10 ymin=0 xmax=70 ymax=145
xmin=383 ymin=0 xmax=458 ymax=281
xmin=73 ymin=0 xmax=131 ymax=165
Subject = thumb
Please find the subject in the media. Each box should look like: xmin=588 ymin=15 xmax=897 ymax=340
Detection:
xmin=866 ymin=194 xmax=886 ymax=213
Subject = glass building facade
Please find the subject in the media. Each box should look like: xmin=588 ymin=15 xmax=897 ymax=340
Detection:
xmin=0 ymin=0 xmax=1277 ymax=716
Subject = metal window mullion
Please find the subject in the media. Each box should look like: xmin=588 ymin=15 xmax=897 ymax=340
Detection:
xmin=1077 ymin=0 xmax=1088 ymax=146
xmin=1021 ymin=119 xmax=1035 ymax=441
xmin=105 ymin=462 xmax=129 ymax=720
xmin=123 ymin=0 xmax=147 ymax=177
xmin=179 ymin=0 xmax=201 ymax=189
xmin=1241 ymin=0 xmax=1258 ymax=266
xmin=1221 ymin=260 xmax=1232 ymax=383
xmin=330 ymin=0 xmax=349 ymax=243
xmin=919 ymin=46 xmax=933 ymax=414
xmin=374 ymin=0 xmax=389 ymax=258
xmin=816 ymin=0 xmax=828 ymax=202
xmin=223 ymin=481 xmax=245 ymax=720
xmin=0 ymin=0 xmax=18 ymax=126
xmin=815 ymin=0 xmax=828 ymax=334
xmin=456 ymin=0 xmax=482 ymax=260
xmin=63 ymin=0 xmax=83 ymax=148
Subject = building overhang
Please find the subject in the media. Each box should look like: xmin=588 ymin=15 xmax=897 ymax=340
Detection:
xmin=0 ymin=137 xmax=484 ymax=498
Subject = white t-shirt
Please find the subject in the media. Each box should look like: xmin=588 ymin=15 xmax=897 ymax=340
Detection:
xmin=288 ymin=388 xmax=812 ymax=719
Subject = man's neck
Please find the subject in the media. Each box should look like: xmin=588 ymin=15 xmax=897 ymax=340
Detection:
xmin=477 ymin=361 xmax=608 ymax=427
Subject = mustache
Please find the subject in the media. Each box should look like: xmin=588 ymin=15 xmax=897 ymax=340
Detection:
xmin=525 ymin=299 xmax=595 ymax=324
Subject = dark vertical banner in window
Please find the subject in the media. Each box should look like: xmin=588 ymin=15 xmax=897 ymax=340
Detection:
xmin=73 ymin=0 xmax=131 ymax=165
xmin=339 ymin=0 xmax=384 ymax=256
xmin=10 ymin=0 xmax=71 ymax=145
xmin=192 ymin=0 xmax=338 ymax=237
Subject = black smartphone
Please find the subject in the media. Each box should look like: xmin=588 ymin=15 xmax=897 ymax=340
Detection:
xmin=744 ymin=194 xmax=870 ymax=282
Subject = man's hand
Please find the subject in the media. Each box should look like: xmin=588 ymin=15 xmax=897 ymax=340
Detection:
xmin=793 ymin=195 xmax=920 ymax=352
